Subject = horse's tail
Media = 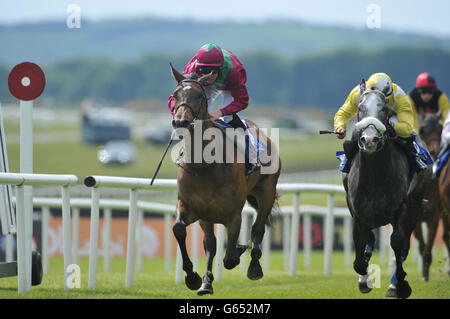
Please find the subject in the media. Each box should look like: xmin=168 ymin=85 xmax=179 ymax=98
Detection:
xmin=267 ymin=192 xmax=281 ymax=227
xmin=247 ymin=192 xmax=280 ymax=227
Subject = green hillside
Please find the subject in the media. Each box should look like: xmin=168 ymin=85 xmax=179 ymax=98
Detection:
xmin=1 ymin=17 xmax=449 ymax=66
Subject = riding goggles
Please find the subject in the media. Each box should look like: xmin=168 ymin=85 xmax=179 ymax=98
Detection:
xmin=197 ymin=65 xmax=220 ymax=75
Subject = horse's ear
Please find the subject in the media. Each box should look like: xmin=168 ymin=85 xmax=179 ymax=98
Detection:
xmin=359 ymin=78 xmax=366 ymax=93
xmin=382 ymin=82 xmax=390 ymax=96
xmin=436 ymin=109 xmax=443 ymax=120
xmin=170 ymin=63 xmax=186 ymax=83
xmin=198 ymin=72 xmax=216 ymax=86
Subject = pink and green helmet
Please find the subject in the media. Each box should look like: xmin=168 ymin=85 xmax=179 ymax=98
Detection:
xmin=196 ymin=44 xmax=224 ymax=67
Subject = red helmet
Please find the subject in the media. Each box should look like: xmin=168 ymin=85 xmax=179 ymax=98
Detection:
xmin=196 ymin=44 xmax=224 ymax=67
xmin=416 ymin=72 xmax=437 ymax=89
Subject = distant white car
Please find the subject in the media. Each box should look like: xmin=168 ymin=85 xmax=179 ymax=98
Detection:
xmin=98 ymin=140 xmax=137 ymax=165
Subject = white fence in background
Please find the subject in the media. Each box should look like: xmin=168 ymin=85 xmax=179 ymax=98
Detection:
xmin=0 ymin=172 xmax=78 ymax=293
xmin=2 ymin=173 xmax=398 ymax=292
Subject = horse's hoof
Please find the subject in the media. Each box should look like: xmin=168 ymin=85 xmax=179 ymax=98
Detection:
xmin=358 ymin=275 xmax=373 ymax=294
xmin=224 ymin=257 xmax=240 ymax=270
xmin=385 ymin=284 xmax=398 ymax=298
xmin=185 ymin=272 xmax=202 ymax=290
xmin=396 ymin=280 xmax=412 ymax=299
xmin=197 ymin=283 xmax=214 ymax=296
xmin=247 ymin=261 xmax=263 ymax=280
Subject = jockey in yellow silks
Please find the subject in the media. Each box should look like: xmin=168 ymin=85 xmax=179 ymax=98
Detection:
xmin=334 ymin=72 xmax=432 ymax=173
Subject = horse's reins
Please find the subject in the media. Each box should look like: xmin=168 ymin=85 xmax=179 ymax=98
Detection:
xmin=150 ymin=78 xmax=210 ymax=184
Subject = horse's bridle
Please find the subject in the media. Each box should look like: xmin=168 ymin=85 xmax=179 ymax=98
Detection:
xmin=172 ymin=79 xmax=208 ymax=125
xmin=356 ymin=89 xmax=395 ymax=152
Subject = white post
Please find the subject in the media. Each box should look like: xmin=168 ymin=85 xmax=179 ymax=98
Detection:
xmin=239 ymin=212 xmax=249 ymax=272
xmin=164 ymin=213 xmax=172 ymax=272
xmin=175 ymin=247 xmax=183 ymax=283
xmin=136 ymin=210 xmax=143 ymax=273
xmin=61 ymin=185 xmax=72 ymax=290
xmin=20 ymin=100 xmax=33 ymax=292
xmin=343 ymin=216 xmax=352 ymax=268
xmin=6 ymin=233 xmax=13 ymax=263
xmin=214 ymin=224 xmax=225 ymax=281
xmin=15 ymin=185 xmax=27 ymax=293
xmin=262 ymin=225 xmax=270 ymax=270
xmin=191 ymin=221 xmax=199 ymax=272
xmin=88 ymin=187 xmax=100 ymax=289
xmin=125 ymin=189 xmax=138 ymax=287
xmin=72 ymin=208 xmax=79 ymax=266
xmin=303 ymin=213 xmax=312 ymax=269
xmin=289 ymin=192 xmax=300 ymax=277
xmin=379 ymin=225 xmax=388 ymax=266
xmin=103 ymin=208 xmax=112 ymax=273
xmin=282 ymin=213 xmax=290 ymax=271
xmin=324 ymin=193 xmax=335 ymax=275
xmin=41 ymin=206 xmax=50 ymax=274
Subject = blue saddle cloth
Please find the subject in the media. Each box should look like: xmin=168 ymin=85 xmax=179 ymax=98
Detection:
xmin=336 ymin=134 xmax=433 ymax=177
xmin=215 ymin=114 xmax=266 ymax=162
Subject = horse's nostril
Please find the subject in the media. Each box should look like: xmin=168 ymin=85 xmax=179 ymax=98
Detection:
xmin=180 ymin=119 xmax=190 ymax=128
xmin=373 ymin=136 xmax=379 ymax=143
xmin=360 ymin=136 xmax=366 ymax=143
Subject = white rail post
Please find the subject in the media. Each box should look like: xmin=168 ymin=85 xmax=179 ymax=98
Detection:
xmin=164 ymin=213 xmax=172 ymax=272
xmin=15 ymin=185 xmax=27 ymax=293
xmin=6 ymin=233 xmax=13 ymax=263
xmin=239 ymin=212 xmax=249 ymax=272
xmin=125 ymin=189 xmax=138 ymax=287
xmin=175 ymin=247 xmax=183 ymax=283
xmin=88 ymin=187 xmax=100 ymax=289
xmin=72 ymin=207 xmax=80 ymax=266
xmin=61 ymin=185 xmax=72 ymax=290
xmin=303 ymin=212 xmax=312 ymax=269
xmin=379 ymin=225 xmax=388 ymax=266
xmin=41 ymin=206 xmax=50 ymax=274
xmin=103 ymin=208 xmax=112 ymax=273
xmin=324 ymin=193 xmax=335 ymax=275
xmin=191 ymin=221 xmax=199 ymax=272
xmin=282 ymin=212 xmax=290 ymax=271
xmin=136 ymin=209 xmax=143 ymax=273
xmin=214 ymin=223 xmax=225 ymax=281
xmin=289 ymin=192 xmax=300 ymax=277
xmin=20 ymin=100 xmax=33 ymax=293
xmin=343 ymin=216 xmax=352 ymax=268
xmin=262 ymin=225 xmax=270 ymax=270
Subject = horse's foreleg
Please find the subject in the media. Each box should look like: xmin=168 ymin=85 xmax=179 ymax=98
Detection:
xmin=172 ymin=208 xmax=201 ymax=291
xmin=197 ymin=220 xmax=216 ymax=296
xmin=386 ymin=203 xmax=416 ymax=299
xmin=352 ymin=219 xmax=374 ymax=293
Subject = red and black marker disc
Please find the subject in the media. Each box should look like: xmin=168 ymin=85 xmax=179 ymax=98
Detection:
xmin=8 ymin=62 xmax=46 ymax=101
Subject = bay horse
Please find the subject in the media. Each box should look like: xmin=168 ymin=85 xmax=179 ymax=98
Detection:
xmin=169 ymin=65 xmax=281 ymax=295
xmin=416 ymin=112 xmax=450 ymax=280
xmin=342 ymin=79 xmax=429 ymax=298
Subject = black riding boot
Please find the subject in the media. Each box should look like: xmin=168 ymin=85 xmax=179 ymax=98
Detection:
xmin=396 ymin=136 xmax=429 ymax=171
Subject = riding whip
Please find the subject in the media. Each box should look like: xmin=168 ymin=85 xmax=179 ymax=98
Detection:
xmin=150 ymin=130 xmax=177 ymax=186
xmin=319 ymin=130 xmax=340 ymax=135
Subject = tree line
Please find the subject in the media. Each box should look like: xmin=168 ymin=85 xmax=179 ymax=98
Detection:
xmin=1 ymin=47 xmax=449 ymax=111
